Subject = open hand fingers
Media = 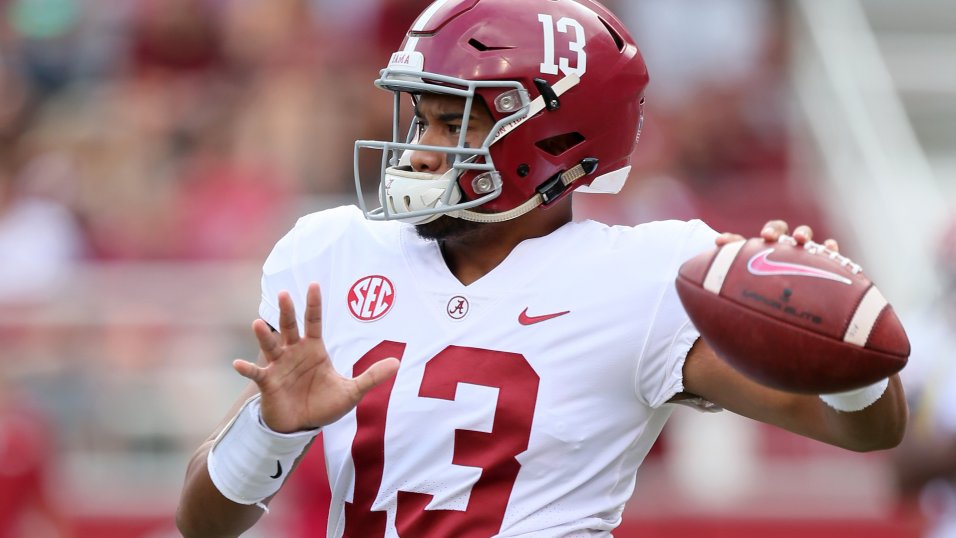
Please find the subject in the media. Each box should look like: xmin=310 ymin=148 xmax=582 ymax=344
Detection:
xmin=278 ymin=291 xmax=301 ymax=345
xmin=304 ymin=282 xmax=323 ymax=340
xmin=253 ymin=318 xmax=282 ymax=361
xmin=233 ymin=358 xmax=265 ymax=384
xmin=351 ymin=357 xmax=400 ymax=398
xmin=250 ymin=285 xmax=325 ymax=370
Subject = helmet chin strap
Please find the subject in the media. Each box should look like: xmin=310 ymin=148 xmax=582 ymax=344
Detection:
xmin=451 ymin=196 xmax=543 ymax=223
xmin=450 ymin=158 xmax=595 ymax=223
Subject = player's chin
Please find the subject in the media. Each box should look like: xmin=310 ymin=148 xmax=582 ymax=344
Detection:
xmin=414 ymin=214 xmax=482 ymax=242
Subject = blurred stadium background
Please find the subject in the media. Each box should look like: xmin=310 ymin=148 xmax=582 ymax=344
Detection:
xmin=0 ymin=0 xmax=953 ymax=536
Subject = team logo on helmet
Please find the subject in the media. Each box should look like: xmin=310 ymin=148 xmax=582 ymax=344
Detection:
xmin=348 ymin=275 xmax=395 ymax=322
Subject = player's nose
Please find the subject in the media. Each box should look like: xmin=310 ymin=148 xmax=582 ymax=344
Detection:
xmin=410 ymin=129 xmax=450 ymax=174
xmin=409 ymin=149 xmax=446 ymax=174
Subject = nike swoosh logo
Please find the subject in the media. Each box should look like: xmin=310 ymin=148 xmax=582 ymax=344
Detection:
xmin=270 ymin=460 xmax=283 ymax=480
xmin=747 ymin=248 xmax=852 ymax=285
xmin=519 ymin=308 xmax=570 ymax=326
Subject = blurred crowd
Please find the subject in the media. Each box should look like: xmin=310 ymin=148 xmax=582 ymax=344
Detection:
xmin=0 ymin=0 xmax=442 ymax=276
xmin=894 ymin=220 xmax=956 ymax=538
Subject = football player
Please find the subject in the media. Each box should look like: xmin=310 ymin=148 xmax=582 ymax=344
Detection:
xmin=177 ymin=1 xmax=907 ymax=536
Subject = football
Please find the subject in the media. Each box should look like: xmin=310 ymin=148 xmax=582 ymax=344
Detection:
xmin=675 ymin=237 xmax=909 ymax=394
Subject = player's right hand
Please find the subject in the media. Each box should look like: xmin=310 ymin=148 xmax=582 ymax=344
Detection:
xmin=715 ymin=220 xmax=840 ymax=252
xmin=232 ymin=282 xmax=400 ymax=433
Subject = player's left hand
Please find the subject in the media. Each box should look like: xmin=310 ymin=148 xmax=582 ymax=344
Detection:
xmin=715 ymin=220 xmax=840 ymax=252
xmin=232 ymin=283 xmax=400 ymax=433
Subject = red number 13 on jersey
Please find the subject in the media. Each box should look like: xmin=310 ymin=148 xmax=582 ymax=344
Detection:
xmin=343 ymin=341 xmax=540 ymax=537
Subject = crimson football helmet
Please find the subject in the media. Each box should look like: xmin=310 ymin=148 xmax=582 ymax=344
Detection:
xmin=354 ymin=0 xmax=649 ymax=224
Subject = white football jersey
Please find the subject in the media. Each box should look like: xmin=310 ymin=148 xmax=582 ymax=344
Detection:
xmin=258 ymin=205 xmax=717 ymax=538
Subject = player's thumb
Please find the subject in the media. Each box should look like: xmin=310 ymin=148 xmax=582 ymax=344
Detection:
xmin=352 ymin=357 xmax=400 ymax=397
xmin=233 ymin=359 xmax=266 ymax=385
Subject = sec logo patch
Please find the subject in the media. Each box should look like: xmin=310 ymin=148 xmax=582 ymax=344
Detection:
xmin=348 ymin=275 xmax=395 ymax=322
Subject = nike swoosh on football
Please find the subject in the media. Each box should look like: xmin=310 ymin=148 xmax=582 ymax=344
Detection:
xmin=747 ymin=248 xmax=852 ymax=285
xmin=519 ymin=308 xmax=570 ymax=326
xmin=270 ymin=460 xmax=283 ymax=480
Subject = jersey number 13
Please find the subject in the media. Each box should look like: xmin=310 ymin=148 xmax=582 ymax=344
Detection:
xmin=343 ymin=341 xmax=540 ymax=537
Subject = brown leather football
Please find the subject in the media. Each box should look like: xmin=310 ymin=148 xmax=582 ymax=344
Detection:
xmin=675 ymin=237 xmax=909 ymax=394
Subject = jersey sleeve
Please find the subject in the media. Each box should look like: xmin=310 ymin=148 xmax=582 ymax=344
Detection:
xmin=258 ymin=205 xmax=362 ymax=331
xmin=258 ymin=224 xmax=300 ymax=330
xmin=633 ymin=219 xmax=719 ymax=409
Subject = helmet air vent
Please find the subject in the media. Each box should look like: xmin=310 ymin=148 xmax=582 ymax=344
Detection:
xmin=535 ymin=132 xmax=585 ymax=156
xmin=468 ymin=38 xmax=490 ymax=51
xmin=467 ymin=38 xmax=514 ymax=52
xmin=598 ymin=16 xmax=625 ymax=52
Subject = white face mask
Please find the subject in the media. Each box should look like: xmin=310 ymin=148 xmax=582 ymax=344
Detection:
xmin=379 ymin=165 xmax=463 ymax=224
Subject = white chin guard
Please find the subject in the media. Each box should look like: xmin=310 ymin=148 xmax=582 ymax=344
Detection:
xmin=381 ymin=166 xmax=462 ymax=224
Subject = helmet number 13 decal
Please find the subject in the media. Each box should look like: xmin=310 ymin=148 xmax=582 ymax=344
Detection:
xmin=538 ymin=14 xmax=587 ymax=77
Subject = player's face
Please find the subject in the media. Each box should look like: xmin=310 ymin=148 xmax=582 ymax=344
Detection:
xmin=408 ymin=93 xmax=495 ymax=175
xmin=411 ymin=94 xmax=496 ymax=242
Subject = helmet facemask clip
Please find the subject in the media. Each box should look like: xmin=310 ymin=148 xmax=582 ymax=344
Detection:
xmin=537 ymin=158 xmax=600 ymax=205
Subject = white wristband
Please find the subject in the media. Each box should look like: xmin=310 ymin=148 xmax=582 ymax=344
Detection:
xmin=207 ymin=394 xmax=318 ymax=505
xmin=819 ymin=378 xmax=889 ymax=412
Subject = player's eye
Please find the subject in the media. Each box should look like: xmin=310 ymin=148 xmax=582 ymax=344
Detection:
xmin=413 ymin=119 xmax=462 ymax=141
